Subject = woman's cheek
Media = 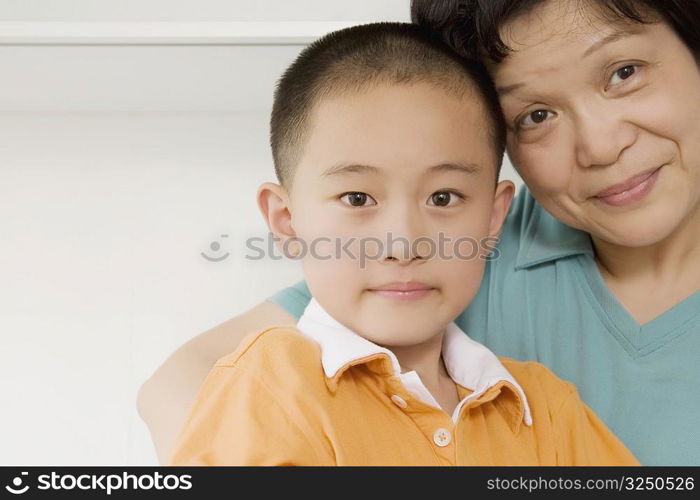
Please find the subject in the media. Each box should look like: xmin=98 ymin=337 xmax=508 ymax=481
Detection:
xmin=509 ymin=139 xmax=572 ymax=197
xmin=659 ymin=92 xmax=700 ymax=167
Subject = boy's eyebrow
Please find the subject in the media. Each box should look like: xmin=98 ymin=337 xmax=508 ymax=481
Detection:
xmin=428 ymin=162 xmax=481 ymax=176
xmin=321 ymin=162 xmax=480 ymax=178
xmin=321 ymin=163 xmax=381 ymax=177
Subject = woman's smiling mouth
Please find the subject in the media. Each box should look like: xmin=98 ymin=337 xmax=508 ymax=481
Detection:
xmin=592 ymin=165 xmax=664 ymax=207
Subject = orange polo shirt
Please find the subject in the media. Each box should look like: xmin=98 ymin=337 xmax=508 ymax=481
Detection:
xmin=168 ymin=301 xmax=639 ymax=466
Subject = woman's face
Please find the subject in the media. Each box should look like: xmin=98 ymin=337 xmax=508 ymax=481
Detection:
xmin=492 ymin=0 xmax=700 ymax=247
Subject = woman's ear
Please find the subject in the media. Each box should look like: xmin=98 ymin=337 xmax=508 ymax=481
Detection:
xmin=489 ymin=180 xmax=516 ymax=239
xmin=257 ymin=182 xmax=299 ymax=256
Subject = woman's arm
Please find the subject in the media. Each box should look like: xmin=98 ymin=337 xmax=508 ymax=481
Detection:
xmin=136 ymin=300 xmax=296 ymax=464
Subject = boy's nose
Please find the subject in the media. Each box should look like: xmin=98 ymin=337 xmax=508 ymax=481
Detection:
xmin=382 ymin=234 xmax=432 ymax=263
xmin=383 ymin=253 xmax=426 ymax=265
xmin=384 ymin=232 xmax=434 ymax=263
xmin=379 ymin=211 xmax=431 ymax=264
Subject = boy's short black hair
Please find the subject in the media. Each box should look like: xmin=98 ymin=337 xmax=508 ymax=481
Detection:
xmin=270 ymin=22 xmax=506 ymax=188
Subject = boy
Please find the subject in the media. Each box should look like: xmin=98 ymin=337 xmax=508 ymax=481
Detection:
xmin=167 ymin=22 xmax=638 ymax=466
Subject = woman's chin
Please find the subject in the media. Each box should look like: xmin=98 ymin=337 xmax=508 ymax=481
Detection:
xmin=590 ymin=209 xmax=695 ymax=249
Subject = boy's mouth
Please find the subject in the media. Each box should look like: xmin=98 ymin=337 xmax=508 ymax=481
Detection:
xmin=367 ymin=281 xmax=436 ymax=301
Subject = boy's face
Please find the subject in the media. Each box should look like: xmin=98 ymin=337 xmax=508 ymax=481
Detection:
xmin=271 ymin=82 xmax=513 ymax=347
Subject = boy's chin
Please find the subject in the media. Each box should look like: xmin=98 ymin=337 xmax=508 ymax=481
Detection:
xmin=357 ymin=319 xmax=448 ymax=348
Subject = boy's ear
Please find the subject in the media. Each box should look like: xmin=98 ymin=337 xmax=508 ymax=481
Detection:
xmin=257 ymin=182 xmax=296 ymax=244
xmin=488 ymin=180 xmax=516 ymax=239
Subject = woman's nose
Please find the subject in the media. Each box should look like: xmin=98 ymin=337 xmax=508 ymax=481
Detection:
xmin=573 ymin=105 xmax=637 ymax=169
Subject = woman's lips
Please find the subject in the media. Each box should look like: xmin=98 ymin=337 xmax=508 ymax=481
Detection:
xmin=593 ymin=166 xmax=663 ymax=207
xmin=368 ymin=281 xmax=435 ymax=301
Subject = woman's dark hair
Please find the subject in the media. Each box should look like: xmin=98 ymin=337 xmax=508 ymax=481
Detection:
xmin=411 ymin=0 xmax=700 ymax=63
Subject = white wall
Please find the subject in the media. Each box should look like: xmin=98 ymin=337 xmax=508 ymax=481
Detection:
xmin=0 ymin=1 xmax=522 ymax=465
xmin=0 ymin=111 xmax=304 ymax=465
xmin=0 ymin=0 xmax=411 ymax=22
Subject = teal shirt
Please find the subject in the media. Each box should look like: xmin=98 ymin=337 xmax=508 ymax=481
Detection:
xmin=268 ymin=186 xmax=700 ymax=465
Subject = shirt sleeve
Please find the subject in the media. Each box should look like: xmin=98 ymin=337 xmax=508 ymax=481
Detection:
xmin=266 ymin=280 xmax=312 ymax=320
xmin=167 ymin=364 xmax=327 ymax=466
xmin=553 ymin=382 xmax=640 ymax=466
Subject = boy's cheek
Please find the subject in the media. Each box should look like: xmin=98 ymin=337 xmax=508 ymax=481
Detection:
xmin=438 ymin=261 xmax=487 ymax=310
xmin=301 ymin=259 xmax=369 ymax=314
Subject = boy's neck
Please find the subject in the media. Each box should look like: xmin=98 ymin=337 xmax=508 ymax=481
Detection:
xmin=388 ymin=328 xmax=450 ymax=389
xmin=388 ymin=328 xmax=460 ymax=415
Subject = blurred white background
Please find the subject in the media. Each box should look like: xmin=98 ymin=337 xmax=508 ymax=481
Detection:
xmin=0 ymin=0 xmax=521 ymax=465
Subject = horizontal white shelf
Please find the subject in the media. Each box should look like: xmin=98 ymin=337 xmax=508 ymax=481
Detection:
xmin=0 ymin=21 xmax=358 ymax=45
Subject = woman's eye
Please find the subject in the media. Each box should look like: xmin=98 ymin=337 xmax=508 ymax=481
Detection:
xmin=340 ymin=192 xmax=376 ymax=207
xmin=609 ymin=65 xmax=637 ymax=86
xmin=517 ymin=109 xmax=553 ymax=130
xmin=428 ymin=191 xmax=463 ymax=207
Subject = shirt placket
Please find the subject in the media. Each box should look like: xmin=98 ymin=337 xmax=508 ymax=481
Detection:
xmin=384 ymin=378 xmax=458 ymax=466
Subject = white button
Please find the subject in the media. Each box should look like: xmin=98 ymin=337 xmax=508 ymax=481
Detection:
xmin=391 ymin=395 xmax=408 ymax=408
xmin=433 ymin=428 xmax=452 ymax=447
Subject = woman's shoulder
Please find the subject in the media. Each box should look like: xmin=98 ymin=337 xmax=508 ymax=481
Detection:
xmin=267 ymin=282 xmax=312 ymax=320
xmin=496 ymin=185 xmax=550 ymax=260
xmin=499 ymin=185 xmax=593 ymax=270
xmin=453 ymin=187 xmax=550 ymax=344
xmin=481 ymin=185 xmax=542 ymax=273
xmin=504 ymin=184 xmax=542 ymax=233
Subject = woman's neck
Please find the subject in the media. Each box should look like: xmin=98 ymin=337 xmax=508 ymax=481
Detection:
xmin=592 ymin=204 xmax=700 ymax=324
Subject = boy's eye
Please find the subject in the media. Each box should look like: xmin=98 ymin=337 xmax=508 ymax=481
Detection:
xmin=427 ymin=191 xmax=463 ymax=207
xmin=339 ymin=192 xmax=377 ymax=207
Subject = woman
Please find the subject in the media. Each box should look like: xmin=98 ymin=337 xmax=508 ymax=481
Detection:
xmin=138 ymin=0 xmax=700 ymax=465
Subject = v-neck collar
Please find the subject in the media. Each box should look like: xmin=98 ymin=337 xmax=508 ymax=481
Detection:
xmin=575 ymin=254 xmax=700 ymax=357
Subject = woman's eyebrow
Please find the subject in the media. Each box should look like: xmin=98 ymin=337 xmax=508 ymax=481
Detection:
xmin=497 ymin=82 xmax=523 ymax=97
xmin=582 ymin=25 xmax=645 ymax=58
xmin=497 ymin=26 xmax=646 ymax=96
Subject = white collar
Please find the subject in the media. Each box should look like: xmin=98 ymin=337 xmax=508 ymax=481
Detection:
xmin=296 ymin=297 xmax=532 ymax=426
